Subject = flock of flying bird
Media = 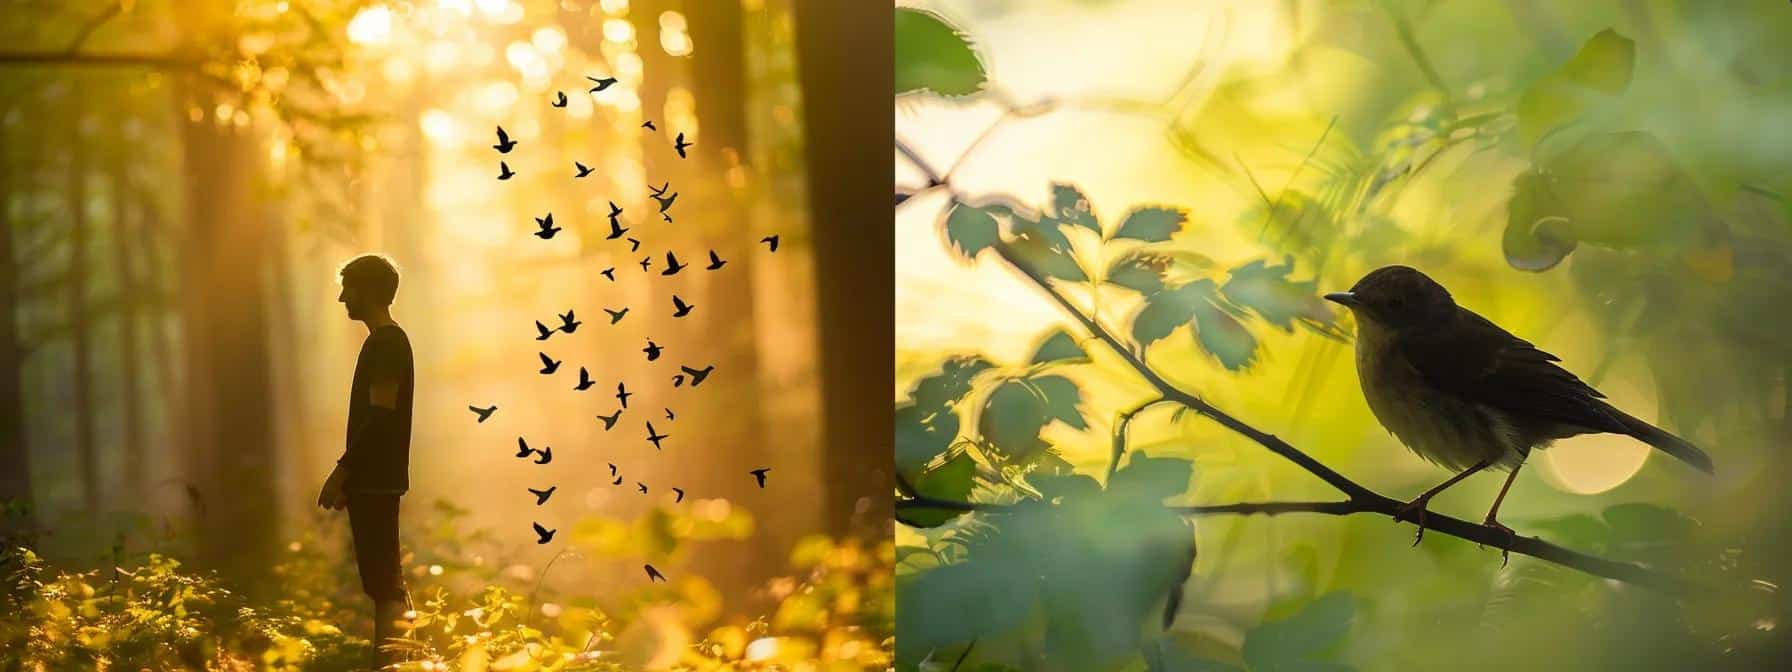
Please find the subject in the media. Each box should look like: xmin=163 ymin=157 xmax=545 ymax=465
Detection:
xmin=466 ymin=74 xmax=779 ymax=585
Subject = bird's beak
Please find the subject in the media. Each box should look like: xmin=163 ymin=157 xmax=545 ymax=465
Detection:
xmin=1323 ymin=292 xmax=1359 ymax=307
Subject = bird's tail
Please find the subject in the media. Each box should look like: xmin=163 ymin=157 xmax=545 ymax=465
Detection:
xmin=1610 ymin=406 xmax=1714 ymax=474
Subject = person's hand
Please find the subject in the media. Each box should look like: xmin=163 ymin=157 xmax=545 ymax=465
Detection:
xmin=317 ymin=465 xmax=349 ymax=511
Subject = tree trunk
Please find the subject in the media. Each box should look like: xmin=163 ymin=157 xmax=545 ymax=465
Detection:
xmin=790 ymin=0 xmax=894 ymax=538
xmin=67 ymin=115 xmax=100 ymax=516
xmin=110 ymin=155 xmax=146 ymax=501
xmin=0 ymin=120 xmax=33 ymax=538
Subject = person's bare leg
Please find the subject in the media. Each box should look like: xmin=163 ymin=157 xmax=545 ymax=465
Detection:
xmin=1482 ymin=461 xmax=1525 ymax=565
xmin=1394 ymin=460 xmax=1490 ymax=545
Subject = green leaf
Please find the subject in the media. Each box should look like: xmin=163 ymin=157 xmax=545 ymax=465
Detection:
xmin=1108 ymin=453 xmax=1194 ymax=502
xmin=1219 ymin=258 xmax=1339 ymax=333
xmin=897 ymin=451 xmax=978 ymax=528
xmin=1111 ymin=206 xmax=1187 ymax=242
xmin=895 ymin=402 xmax=959 ymax=479
xmin=943 ymin=201 xmax=1000 ymax=261
xmin=1008 ymin=229 xmax=1088 ymax=282
xmin=1029 ymin=328 xmax=1089 ymax=365
xmin=894 ymin=8 xmax=985 ymax=97
xmin=979 ymin=380 xmax=1051 ymax=461
xmin=1516 ymin=28 xmax=1634 ymax=146
xmin=1131 ymin=281 xmax=1210 ymax=347
xmin=1051 ymin=183 xmax=1101 ymax=233
xmin=1192 ymin=300 xmax=1257 ymax=371
xmin=1105 ymin=251 xmax=1171 ymax=294
xmin=1242 ymin=592 xmax=1357 ymax=672
xmin=1030 ymin=472 xmax=1102 ymax=501
xmin=1028 ymin=374 xmax=1087 ymax=430
xmin=910 ymin=355 xmax=995 ymax=414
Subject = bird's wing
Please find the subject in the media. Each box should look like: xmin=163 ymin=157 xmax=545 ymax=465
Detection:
xmin=1396 ymin=307 xmax=1626 ymax=434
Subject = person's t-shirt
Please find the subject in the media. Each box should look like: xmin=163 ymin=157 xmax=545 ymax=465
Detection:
xmin=341 ymin=324 xmax=414 ymax=494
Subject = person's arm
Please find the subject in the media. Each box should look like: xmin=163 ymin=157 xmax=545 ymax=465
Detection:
xmin=321 ymin=331 xmax=405 ymax=509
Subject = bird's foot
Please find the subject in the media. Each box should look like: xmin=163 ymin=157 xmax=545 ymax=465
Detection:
xmin=1480 ymin=518 xmax=1519 ymax=567
xmin=1393 ymin=496 xmax=1432 ymax=546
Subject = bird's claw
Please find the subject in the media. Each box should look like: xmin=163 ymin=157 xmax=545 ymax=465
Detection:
xmin=1393 ymin=497 xmax=1432 ymax=546
xmin=1481 ymin=519 xmax=1518 ymax=566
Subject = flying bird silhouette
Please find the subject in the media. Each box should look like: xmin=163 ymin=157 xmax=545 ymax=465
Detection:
xmin=533 ymin=446 xmax=553 ymax=464
xmin=616 ymin=382 xmax=632 ymax=408
xmin=469 ymin=405 xmax=497 ymax=423
xmin=574 ymin=366 xmax=596 ymax=391
xmin=574 ymin=161 xmax=594 ymax=178
xmin=760 ymin=234 xmax=779 ymax=252
xmin=533 ymin=213 xmax=560 ymax=239
xmin=673 ymin=132 xmax=692 ymax=158
xmin=497 ymin=161 xmax=515 ymax=180
xmin=643 ymin=339 xmax=663 ymax=361
xmin=636 ymin=482 xmax=648 ymax=494
xmin=645 ymin=422 xmax=668 ymax=450
xmin=535 ymin=320 xmax=554 ymax=341
xmin=528 ymin=486 xmax=556 ymax=505
xmin=706 ymin=250 xmax=726 ymax=270
xmin=671 ymin=374 xmax=686 ymax=387
xmin=672 ymin=487 xmax=685 ymax=503
xmin=671 ymin=295 xmax=693 ymax=317
xmin=681 ymin=364 xmax=714 ymax=387
xmin=641 ymin=120 xmax=656 ymax=131
xmin=587 ymin=75 xmax=617 ymax=92
xmin=644 ymin=564 xmax=665 ymax=583
xmin=515 ymin=437 xmax=534 ymax=458
xmin=605 ymin=307 xmax=628 ymax=324
xmin=552 ymin=90 xmax=567 ymax=107
xmin=650 ymin=191 xmax=678 ymax=213
xmin=608 ymin=463 xmax=618 ymax=476
xmin=538 ymin=352 xmax=561 ymax=375
xmin=558 ymin=309 xmax=581 ymax=333
xmin=664 ymin=407 xmax=675 ymax=421
xmin=608 ymin=200 xmax=624 ymax=218
xmin=661 ymin=212 xmax=673 ymax=223
xmin=628 ymin=237 xmax=642 ymax=252
xmin=600 ymin=267 xmax=616 ymax=281
xmin=493 ymin=126 xmax=516 ymax=153
xmin=532 ymin=522 xmax=556 ymax=544
xmin=661 ymin=251 xmax=687 ymax=275
xmin=612 ymin=474 xmax=623 ymax=485
xmin=607 ymin=219 xmax=628 ymax=240
xmin=750 ymin=468 xmax=770 ymax=488
xmin=649 ymin=181 xmax=669 ymax=197
xmin=596 ymin=408 xmax=622 ymax=430
xmin=639 ymin=256 xmax=652 ymax=271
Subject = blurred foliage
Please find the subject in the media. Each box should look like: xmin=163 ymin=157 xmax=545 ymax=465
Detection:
xmin=896 ymin=2 xmax=1792 ymax=670
xmin=1 ymin=498 xmax=892 ymax=671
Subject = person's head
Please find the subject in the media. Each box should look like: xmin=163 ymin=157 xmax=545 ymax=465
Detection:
xmin=337 ymin=254 xmax=400 ymax=321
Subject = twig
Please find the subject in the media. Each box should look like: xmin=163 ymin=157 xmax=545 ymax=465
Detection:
xmin=1108 ymin=398 xmax=1170 ymax=482
xmin=1385 ymin=3 xmax=1453 ymax=102
xmin=65 ymin=2 xmax=127 ymax=56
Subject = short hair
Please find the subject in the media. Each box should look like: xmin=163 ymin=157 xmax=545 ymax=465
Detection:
xmin=338 ymin=253 xmax=400 ymax=306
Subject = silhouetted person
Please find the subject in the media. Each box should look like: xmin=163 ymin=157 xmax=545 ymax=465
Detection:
xmin=317 ymin=253 xmax=414 ymax=669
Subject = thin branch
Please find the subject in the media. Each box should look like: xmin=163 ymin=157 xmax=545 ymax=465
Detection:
xmin=65 ymin=2 xmax=127 ymax=56
xmin=1385 ymin=3 xmax=1452 ymax=102
xmin=1108 ymin=397 xmax=1170 ymax=482
xmin=0 ymin=51 xmax=200 ymax=68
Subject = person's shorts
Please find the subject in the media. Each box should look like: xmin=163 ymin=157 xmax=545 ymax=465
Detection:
xmin=346 ymin=492 xmax=406 ymax=602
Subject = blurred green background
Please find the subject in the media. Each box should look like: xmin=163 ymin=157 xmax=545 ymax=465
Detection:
xmin=894 ymin=1 xmax=1792 ymax=670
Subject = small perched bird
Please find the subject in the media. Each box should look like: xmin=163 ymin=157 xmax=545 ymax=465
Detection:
xmin=673 ymin=132 xmax=692 ymax=158
xmin=596 ymin=408 xmax=622 ymax=430
xmin=706 ymin=250 xmax=726 ymax=270
xmin=644 ymin=564 xmax=666 ymax=583
xmin=574 ymin=161 xmax=594 ymax=178
xmin=529 ymin=486 xmax=556 ymax=505
xmin=681 ymin=364 xmax=714 ymax=387
xmin=643 ymin=339 xmax=663 ymax=361
xmin=558 ymin=309 xmax=581 ymax=333
xmin=574 ymin=367 xmax=596 ymax=391
xmin=534 ymin=213 xmax=560 ymax=239
xmin=493 ymin=126 xmax=516 ymax=153
xmin=515 ymin=437 xmax=535 ymax=458
xmin=671 ymin=295 xmax=693 ymax=318
xmin=646 ymin=422 xmax=668 ymax=450
xmin=532 ymin=522 xmax=556 ymax=544
xmin=538 ymin=352 xmax=561 ymax=375
xmin=661 ymin=251 xmax=687 ymax=275
xmin=533 ymin=446 xmax=553 ymax=465
xmin=1326 ymin=266 xmax=1714 ymax=549
xmin=469 ymin=405 xmax=497 ymax=423
xmin=616 ymin=382 xmax=632 ymax=408
xmin=749 ymin=468 xmax=770 ymax=488
xmin=552 ymin=91 xmax=568 ymax=108
xmin=760 ymin=234 xmax=779 ymax=252
xmin=587 ymin=75 xmax=617 ymax=92
xmin=601 ymin=267 xmax=616 ymax=282
xmin=641 ymin=120 xmax=656 ymax=131
xmin=605 ymin=307 xmax=628 ymax=324
xmin=497 ymin=161 xmax=516 ymax=180
xmin=672 ymin=487 xmax=685 ymax=503
xmin=535 ymin=320 xmax=554 ymax=341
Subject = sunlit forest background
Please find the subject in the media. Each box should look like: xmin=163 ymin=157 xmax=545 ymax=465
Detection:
xmin=0 ymin=0 xmax=891 ymax=668
xmin=896 ymin=1 xmax=1792 ymax=670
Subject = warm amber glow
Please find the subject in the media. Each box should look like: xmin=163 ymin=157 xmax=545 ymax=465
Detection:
xmin=346 ymin=5 xmax=394 ymax=46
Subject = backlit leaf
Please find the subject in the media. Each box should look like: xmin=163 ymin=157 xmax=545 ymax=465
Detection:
xmin=894 ymin=8 xmax=985 ymax=97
